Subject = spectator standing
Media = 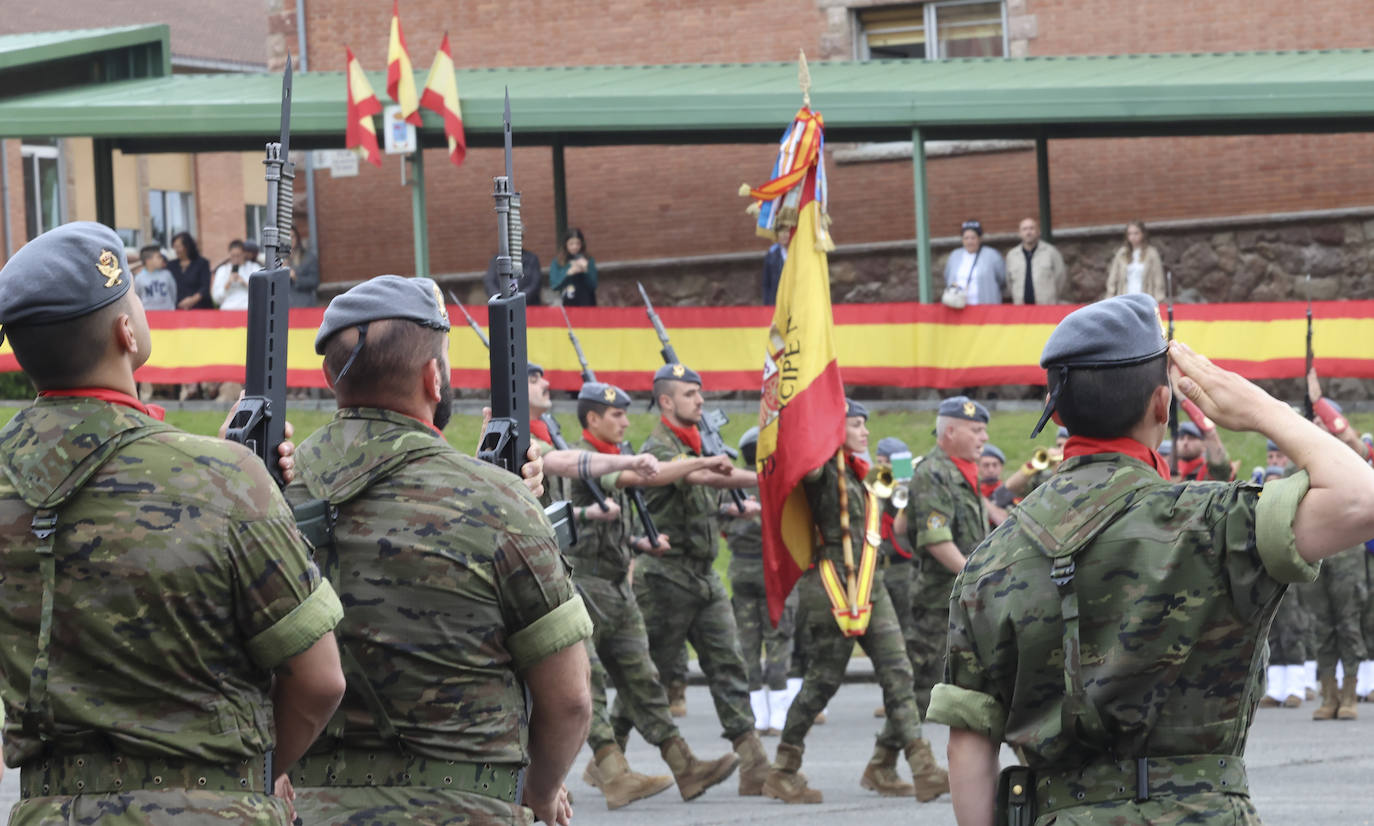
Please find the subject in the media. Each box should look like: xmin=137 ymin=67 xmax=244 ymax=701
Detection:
xmin=761 ymin=227 xmax=791 ymax=306
xmin=550 ymin=228 xmax=598 ymax=306
xmin=211 ymin=239 xmax=262 ymax=310
xmin=169 ymin=231 xmax=213 ymax=309
xmin=483 ymin=249 xmax=543 ymax=305
xmin=135 ymin=246 xmax=177 ymax=311
xmin=289 ymin=226 xmax=321 ymax=307
xmin=1105 ymin=220 xmax=1166 ymax=301
xmin=942 ymin=220 xmax=1005 ymax=306
xmin=1004 ymin=217 xmax=1067 ymax=304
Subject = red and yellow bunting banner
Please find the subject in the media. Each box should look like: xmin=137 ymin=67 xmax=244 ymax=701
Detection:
xmin=1 ymin=301 xmax=1370 ymax=388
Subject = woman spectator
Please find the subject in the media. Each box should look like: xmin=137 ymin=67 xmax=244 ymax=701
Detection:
xmin=549 ymin=227 xmax=598 ymax=306
xmin=210 ymin=239 xmax=261 ymax=310
xmin=941 ymin=219 xmax=1005 ymax=306
xmin=289 ymin=225 xmax=320 ymax=307
xmin=170 ymin=232 xmax=214 ymax=310
xmin=1105 ymin=220 xmax=1166 ymax=301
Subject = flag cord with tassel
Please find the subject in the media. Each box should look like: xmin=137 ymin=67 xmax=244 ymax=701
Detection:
xmin=835 ymin=449 xmax=860 ymax=618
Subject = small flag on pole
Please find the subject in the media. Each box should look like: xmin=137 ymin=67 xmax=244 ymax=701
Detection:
xmin=386 ymin=0 xmax=422 ymax=126
xmin=419 ymin=33 xmax=468 ymax=167
xmin=345 ymin=47 xmax=383 ymax=167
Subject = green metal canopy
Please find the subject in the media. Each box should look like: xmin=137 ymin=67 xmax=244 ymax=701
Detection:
xmin=0 ymin=25 xmax=169 ymax=91
xmin=1 ymin=50 xmax=1373 ymax=152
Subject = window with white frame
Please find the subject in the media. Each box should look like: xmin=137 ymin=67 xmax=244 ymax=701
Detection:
xmin=856 ymin=1 xmax=1007 ymax=60
xmin=147 ymin=189 xmax=195 ymax=249
xmin=21 ymin=141 xmax=62 ymax=241
xmin=244 ymin=204 xmax=268 ymax=245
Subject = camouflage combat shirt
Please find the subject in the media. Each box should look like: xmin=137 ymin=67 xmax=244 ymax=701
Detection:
xmin=723 ymin=514 xmax=763 ymax=560
xmin=640 ymin=419 xmax=721 ymax=563
xmin=927 ymin=453 xmax=1318 ymax=770
xmin=286 ymin=407 xmax=593 ymax=765
xmin=0 ymin=397 xmax=342 ymax=767
xmin=906 ymin=445 xmax=987 ymax=567
xmin=566 ymin=437 xmax=633 ymax=581
xmin=802 ymin=456 xmax=869 ymax=567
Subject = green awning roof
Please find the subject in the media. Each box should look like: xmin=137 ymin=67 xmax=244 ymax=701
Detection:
xmin=1 ymin=50 xmax=1373 ymax=151
xmin=0 ymin=24 xmax=169 ymax=80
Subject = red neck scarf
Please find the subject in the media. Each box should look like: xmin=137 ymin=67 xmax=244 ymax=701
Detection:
xmin=1173 ymin=455 xmax=1209 ymax=482
xmin=529 ymin=418 xmax=553 ymax=446
xmin=980 ymin=479 xmax=1000 ymax=499
xmin=1063 ymin=435 xmax=1171 ymax=480
xmin=948 ymin=455 xmax=980 ymax=494
xmin=582 ymin=429 xmax=620 ymax=456
xmin=39 ymin=388 xmax=166 ymax=421
xmin=844 ymin=450 xmax=870 ymax=481
xmin=661 ymin=416 xmax=703 ymax=455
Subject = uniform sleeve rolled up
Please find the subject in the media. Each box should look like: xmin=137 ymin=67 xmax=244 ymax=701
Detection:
xmin=507 ymin=593 xmax=594 ymax=672
xmin=1255 ymin=469 xmax=1321 ymax=584
xmin=248 ymin=579 xmax=344 ymax=669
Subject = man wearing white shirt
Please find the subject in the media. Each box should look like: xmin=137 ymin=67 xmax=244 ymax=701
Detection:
xmin=211 ymin=240 xmax=261 ymax=310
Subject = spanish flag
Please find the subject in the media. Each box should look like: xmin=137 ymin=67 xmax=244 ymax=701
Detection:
xmin=419 ymin=33 xmax=468 ymax=166
xmin=345 ymin=47 xmax=383 ymax=168
xmin=385 ymin=0 xmax=422 ymax=126
xmin=747 ymin=107 xmax=846 ymax=626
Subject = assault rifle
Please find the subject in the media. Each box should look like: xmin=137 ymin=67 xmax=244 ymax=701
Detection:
xmin=636 ymin=282 xmax=747 ymax=509
xmin=451 ymin=292 xmax=489 ymax=348
xmin=1165 ymin=270 xmax=1178 ymax=480
xmin=224 ymin=59 xmax=293 ymax=486
xmin=560 ymin=306 xmax=663 ymax=549
xmin=1304 ymin=274 xmax=1315 ymax=420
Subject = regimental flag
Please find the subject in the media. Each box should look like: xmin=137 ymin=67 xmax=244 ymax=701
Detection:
xmin=345 ymin=47 xmax=383 ymax=168
xmin=386 ymin=0 xmax=422 ymax=126
xmin=420 ymin=33 xmax=468 ymax=166
xmin=745 ymin=108 xmax=847 ymax=626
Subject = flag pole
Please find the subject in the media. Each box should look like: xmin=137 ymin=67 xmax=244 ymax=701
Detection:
xmin=834 ymin=449 xmax=860 ymax=617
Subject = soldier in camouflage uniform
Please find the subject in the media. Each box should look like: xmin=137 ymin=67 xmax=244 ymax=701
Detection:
xmin=762 ymin=400 xmax=949 ymax=805
xmin=871 ymin=436 xmax=916 ymax=719
xmin=0 ymin=222 xmax=346 ymax=825
xmin=895 ymin=395 xmax=994 ymax=716
xmin=566 ymin=381 xmax=741 ymax=808
xmin=614 ymin=363 xmax=770 ymax=795
xmin=285 ymin=276 xmax=595 ymax=826
xmin=930 ymin=294 xmax=1374 ymax=824
xmin=1003 ymin=426 xmax=1068 ymax=499
xmin=728 ymin=426 xmax=798 ymax=735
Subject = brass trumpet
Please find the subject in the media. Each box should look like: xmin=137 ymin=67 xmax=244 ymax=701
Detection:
xmin=1029 ymin=447 xmax=1064 ymax=471
xmin=865 ymin=466 xmax=910 ymax=510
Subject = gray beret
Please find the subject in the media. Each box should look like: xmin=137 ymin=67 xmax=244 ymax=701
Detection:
xmin=654 ymin=362 xmax=702 ymax=385
xmin=982 ymin=444 xmax=1006 ymax=463
xmin=875 ymin=436 xmax=909 ymax=459
xmin=1178 ymin=422 xmax=1203 ymax=439
xmin=1057 ymin=426 xmax=1070 ymax=440
xmin=846 ymin=398 xmax=869 ymax=419
xmin=938 ymin=395 xmax=990 ymax=423
xmin=0 ymin=222 xmax=133 ymax=343
xmin=315 ymin=275 xmax=451 ymax=353
xmin=1266 ymin=439 xmax=1279 ymax=451
xmin=1158 ymin=439 xmax=1173 ymax=456
xmin=738 ymin=425 xmax=760 ymax=450
xmin=1265 ymin=465 xmax=1287 ymax=479
xmin=577 ymin=381 xmax=630 ymax=409
xmin=528 ymin=361 xmax=544 ymax=375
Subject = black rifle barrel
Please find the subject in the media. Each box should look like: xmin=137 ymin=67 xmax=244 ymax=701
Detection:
xmin=560 ymin=305 xmax=597 ymax=384
xmin=1165 ymin=270 xmax=1178 ymax=480
xmin=1305 ymin=274 xmax=1315 ymax=420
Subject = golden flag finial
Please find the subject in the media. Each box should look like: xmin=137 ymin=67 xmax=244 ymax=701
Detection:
xmin=798 ymin=49 xmax=811 ymax=107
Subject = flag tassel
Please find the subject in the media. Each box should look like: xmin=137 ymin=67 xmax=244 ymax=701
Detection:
xmin=835 ymin=449 xmax=860 ymax=618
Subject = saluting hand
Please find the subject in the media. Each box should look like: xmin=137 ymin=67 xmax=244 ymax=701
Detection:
xmin=631 ymin=452 xmax=660 ymax=478
xmin=1170 ymin=341 xmax=1283 ymax=433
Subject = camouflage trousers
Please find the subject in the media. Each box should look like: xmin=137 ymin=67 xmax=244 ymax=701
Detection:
xmin=728 ymin=554 xmax=797 ymax=691
xmin=1300 ymin=547 xmax=1368 ymax=679
xmin=1266 ymin=589 xmax=1311 ymax=666
xmin=1364 ymin=553 xmax=1374 ymax=654
xmin=909 ymin=560 xmax=958 ymax=716
xmin=577 ymin=573 xmax=680 ymax=751
xmin=9 ymin=790 xmax=290 ymax=825
xmin=662 ymin=640 xmax=690 ymax=689
xmin=615 ymin=556 xmax=754 ymax=741
xmin=781 ymin=567 xmax=923 ymax=751
xmin=1039 ymin=793 xmax=1261 ymax=825
xmin=878 ymin=557 xmax=918 ymax=672
xmin=293 ymin=786 xmax=534 ymax=825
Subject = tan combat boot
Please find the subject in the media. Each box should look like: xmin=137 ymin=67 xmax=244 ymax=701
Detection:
xmin=1258 ymin=695 xmax=1280 ymax=708
xmin=734 ymin=731 xmax=769 ymax=795
xmin=905 ymin=738 xmax=951 ymax=802
xmin=1337 ymin=678 xmax=1360 ymax=720
xmin=860 ymin=744 xmax=914 ymax=797
xmin=589 ymin=744 xmax=674 ymax=810
xmin=1313 ymin=674 xmax=1339 ymax=720
xmin=762 ymin=742 xmax=823 ymax=804
xmin=667 ymin=680 xmax=688 ymax=717
xmin=660 ymin=736 xmax=739 ymax=801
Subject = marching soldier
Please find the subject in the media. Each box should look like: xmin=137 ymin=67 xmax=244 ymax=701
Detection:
xmin=930 ymin=294 xmax=1374 ymax=823
xmin=285 ymin=276 xmax=595 ymax=826
xmin=566 ymin=381 xmax=741 ymax=808
xmin=1003 ymin=426 xmax=1068 ymax=499
xmin=871 ymin=436 xmax=917 ymax=719
xmin=1172 ymin=416 xmax=1234 ymax=481
xmin=895 ymin=395 xmax=995 ymax=716
xmin=616 ymin=362 xmax=769 ymax=795
xmin=762 ymin=400 xmax=949 ymax=804
xmin=0 ymin=222 xmax=346 ymax=824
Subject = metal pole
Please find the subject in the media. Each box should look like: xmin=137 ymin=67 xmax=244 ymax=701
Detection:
xmin=0 ymin=139 xmax=12 ymax=257
xmin=1036 ymin=134 xmax=1053 ymax=242
xmin=410 ymin=149 xmax=430 ymax=277
xmin=551 ymin=137 xmax=567 ymax=245
xmin=911 ymin=127 xmax=932 ymax=304
xmin=93 ymin=139 xmax=116 ymax=229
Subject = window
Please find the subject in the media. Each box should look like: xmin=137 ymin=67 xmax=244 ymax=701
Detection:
xmin=244 ymin=204 xmax=268 ymax=245
xmin=147 ymin=189 xmax=194 ymax=249
xmin=857 ymin=1 xmax=1006 ymax=60
xmin=21 ymin=141 xmax=62 ymax=241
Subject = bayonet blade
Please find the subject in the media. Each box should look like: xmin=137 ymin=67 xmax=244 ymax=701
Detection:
xmin=278 ymin=58 xmax=293 ymax=158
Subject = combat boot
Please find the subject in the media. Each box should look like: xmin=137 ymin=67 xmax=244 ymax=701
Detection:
xmin=905 ymin=738 xmax=950 ymax=802
xmin=762 ymin=742 xmax=823 ymax=804
xmin=860 ymin=744 xmax=914 ymax=797
xmin=660 ymin=736 xmax=738 ymax=801
xmin=1337 ymin=678 xmax=1359 ymax=720
xmin=1258 ymin=695 xmax=1280 ymax=708
xmin=668 ymin=680 xmax=688 ymax=718
xmin=589 ymin=744 xmax=674 ymax=810
xmin=734 ymin=731 xmax=769 ymax=795
xmin=1313 ymin=674 xmax=1339 ymax=720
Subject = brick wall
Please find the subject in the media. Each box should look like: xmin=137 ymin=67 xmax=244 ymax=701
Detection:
xmin=1 ymin=140 xmax=23 ymax=260
xmin=193 ymin=153 xmax=246 ymax=264
xmin=301 ymin=0 xmax=1374 ymax=290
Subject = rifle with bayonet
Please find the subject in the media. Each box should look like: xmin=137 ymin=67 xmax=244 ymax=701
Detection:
xmin=560 ymin=306 xmax=663 ymax=549
xmin=450 ymin=291 xmax=489 ymax=348
xmin=636 ymin=282 xmax=747 ymax=510
xmin=1165 ymin=270 xmax=1178 ymax=481
xmin=224 ymin=58 xmax=293 ymax=486
xmin=473 ymin=92 xmax=575 ymax=549
xmin=1304 ymin=274 xmax=1315 ymax=420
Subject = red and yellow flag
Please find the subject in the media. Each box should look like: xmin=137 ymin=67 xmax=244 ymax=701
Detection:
xmin=419 ymin=33 xmax=468 ymax=166
xmin=385 ymin=0 xmax=422 ymax=126
xmin=345 ymin=47 xmax=383 ymax=168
